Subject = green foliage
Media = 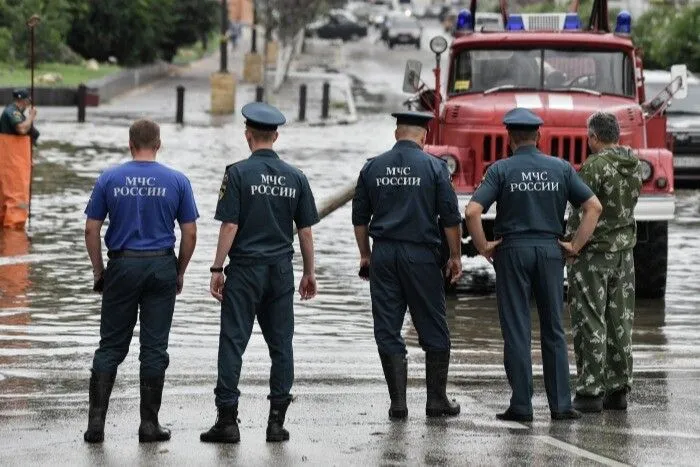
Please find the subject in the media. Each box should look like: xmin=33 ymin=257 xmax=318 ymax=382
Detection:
xmin=160 ymin=0 xmax=220 ymax=63
xmin=0 ymin=0 xmax=87 ymax=65
xmin=633 ymin=6 xmax=700 ymax=72
xmin=0 ymin=62 xmax=121 ymax=87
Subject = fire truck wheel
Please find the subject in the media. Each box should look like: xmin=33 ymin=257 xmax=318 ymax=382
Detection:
xmin=633 ymin=221 xmax=668 ymax=299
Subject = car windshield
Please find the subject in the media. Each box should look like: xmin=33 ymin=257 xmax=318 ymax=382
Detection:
xmin=449 ymin=48 xmax=636 ymax=97
xmin=646 ymin=82 xmax=700 ymax=114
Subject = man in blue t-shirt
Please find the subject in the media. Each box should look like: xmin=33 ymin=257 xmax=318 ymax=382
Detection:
xmin=465 ymin=107 xmax=602 ymax=422
xmin=82 ymin=119 xmax=199 ymax=444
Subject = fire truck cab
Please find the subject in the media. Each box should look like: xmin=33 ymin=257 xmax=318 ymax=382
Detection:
xmin=405 ymin=3 xmax=689 ymax=298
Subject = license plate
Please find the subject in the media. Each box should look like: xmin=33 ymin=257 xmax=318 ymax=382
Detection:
xmin=399 ymin=35 xmax=410 ymax=41
xmin=674 ymin=156 xmax=700 ymax=168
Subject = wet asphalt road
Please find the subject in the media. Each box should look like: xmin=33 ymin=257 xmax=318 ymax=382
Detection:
xmin=1 ymin=19 xmax=700 ymax=465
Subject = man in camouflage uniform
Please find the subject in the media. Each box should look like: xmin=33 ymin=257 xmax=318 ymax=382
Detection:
xmin=563 ymin=111 xmax=642 ymax=413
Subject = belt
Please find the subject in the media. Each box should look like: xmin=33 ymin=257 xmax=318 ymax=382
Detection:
xmin=107 ymin=248 xmax=174 ymax=259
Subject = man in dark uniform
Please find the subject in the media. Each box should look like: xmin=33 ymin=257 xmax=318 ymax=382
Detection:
xmin=352 ymin=111 xmax=463 ymax=420
xmin=201 ymin=102 xmax=319 ymax=444
xmin=0 ymin=88 xmax=39 ymax=143
xmin=83 ymin=119 xmax=199 ymax=443
xmin=465 ymin=108 xmax=602 ymax=421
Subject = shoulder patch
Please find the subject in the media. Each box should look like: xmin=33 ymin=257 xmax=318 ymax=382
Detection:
xmin=218 ymin=171 xmax=228 ymax=200
xmin=12 ymin=111 xmax=22 ymax=119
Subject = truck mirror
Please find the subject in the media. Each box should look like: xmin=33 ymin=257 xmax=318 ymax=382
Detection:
xmin=670 ymin=64 xmax=688 ymax=100
xmin=402 ymin=59 xmax=422 ymax=93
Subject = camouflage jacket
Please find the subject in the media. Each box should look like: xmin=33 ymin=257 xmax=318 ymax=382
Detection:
xmin=566 ymin=146 xmax=643 ymax=253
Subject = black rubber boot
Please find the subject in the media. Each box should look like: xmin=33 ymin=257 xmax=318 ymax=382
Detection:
xmin=573 ymin=393 xmax=604 ymax=413
xmin=138 ymin=376 xmax=171 ymax=442
xmin=84 ymin=370 xmax=116 ymax=443
xmin=603 ymin=388 xmax=628 ymax=411
xmin=496 ymin=409 xmax=533 ymax=422
xmin=200 ymin=405 xmax=240 ymax=443
xmin=551 ymin=408 xmax=582 ymax=420
xmin=425 ymin=350 xmax=460 ymax=417
xmin=379 ymin=353 xmax=408 ymax=420
xmin=266 ymin=399 xmax=291 ymax=442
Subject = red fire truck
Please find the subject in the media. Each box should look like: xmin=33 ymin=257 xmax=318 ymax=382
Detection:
xmin=403 ymin=0 xmax=689 ymax=298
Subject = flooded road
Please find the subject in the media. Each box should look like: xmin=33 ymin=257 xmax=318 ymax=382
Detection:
xmin=1 ymin=20 xmax=700 ymax=464
xmin=1 ymin=114 xmax=698 ymax=400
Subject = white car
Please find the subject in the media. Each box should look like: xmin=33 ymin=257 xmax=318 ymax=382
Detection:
xmin=385 ymin=14 xmax=422 ymax=49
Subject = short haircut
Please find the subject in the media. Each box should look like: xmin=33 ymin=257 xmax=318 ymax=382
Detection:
xmin=587 ymin=112 xmax=620 ymax=144
xmin=507 ymin=128 xmax=538 ymax=145
xmin=129 ymin=119 xmax=160 ymax=150
xmin=396 ymin=124 xmax=426 ymax=139
xmin=246 ymin=126 xmax=276 ymax=142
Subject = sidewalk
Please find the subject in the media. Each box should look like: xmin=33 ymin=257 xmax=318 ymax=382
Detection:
xmin=37 ymin=35 xmax=356 ymax=128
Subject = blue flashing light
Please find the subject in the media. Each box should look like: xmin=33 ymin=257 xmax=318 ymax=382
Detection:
xmin=456 ymin=9 xmax=473 ymax=31
xmin=615 ymin=10 xmax=632 ymax=34
xmin=506 ymin=14 xmax=525 ymax=31
xmin=563 ymin=13 xmax=581 ymax=30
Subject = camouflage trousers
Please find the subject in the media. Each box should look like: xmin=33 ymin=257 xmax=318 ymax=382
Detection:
xmin=567 ymin=249 xmax=635 ymax=397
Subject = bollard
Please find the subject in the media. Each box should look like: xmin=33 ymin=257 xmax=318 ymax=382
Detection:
xmin=77 ymin=84 xmax=87 ymax=123
xmin=176 ymin=85 xmax=185 ymax=124
xmin=298 ymin=84 xmax=307 ymax=122
xmin=255 ymin=86 xmax=264 ymax=102
xmin=321 ymin=82 xmax=330 ymax=119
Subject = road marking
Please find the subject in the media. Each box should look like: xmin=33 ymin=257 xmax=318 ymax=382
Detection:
xmin=537 ymin=435 xmax=630 ymax=467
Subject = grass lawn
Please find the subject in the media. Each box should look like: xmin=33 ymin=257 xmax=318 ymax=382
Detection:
xmin=0 ymin=62 xmax=122 ymax=87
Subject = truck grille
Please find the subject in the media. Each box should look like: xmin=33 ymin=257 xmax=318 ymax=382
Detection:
xmin=483 ymin=134 xmax=510 ymax=162
xmin=550 ymin=135 xmax=591 ymax=166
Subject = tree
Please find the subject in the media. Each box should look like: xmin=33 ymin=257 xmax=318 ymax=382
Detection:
xmin=159 ymin=0 xmax=220 ymax=63
xmin=0 ymin=0 xmax=87 ymax=65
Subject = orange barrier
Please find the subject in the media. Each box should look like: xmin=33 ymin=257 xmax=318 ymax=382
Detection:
xmin=0 ymin=230 xmax=30 ymax=311
xmin=0 ymin=134 xmax=31 ymax=230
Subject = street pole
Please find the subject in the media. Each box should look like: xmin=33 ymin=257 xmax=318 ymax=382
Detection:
xmin=251 ymin=2 xmax=257 ymax=54
xmin=26 ymin=14 xmax=40 ymax=227
xmin=220 ymin=0 xmax=229 ymax=73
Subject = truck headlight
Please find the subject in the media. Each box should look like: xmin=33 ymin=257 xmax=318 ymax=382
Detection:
xmin=441 ymin=154 xmax=458 ymax=174
xmin=640 ymin=159 xmax=653 ymax=181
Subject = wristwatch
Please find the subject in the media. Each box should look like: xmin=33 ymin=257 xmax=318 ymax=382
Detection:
xmin=210 ymin=266 xmax=224 ymax=273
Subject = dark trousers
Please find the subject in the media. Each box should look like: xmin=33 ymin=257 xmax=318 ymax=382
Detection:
xmin=214 ymin=261 xmax=295 ymax=408
xmin=369 ymin=241 xmax=450 ymax=355
xmin=92 ymin=255 xmax=178 ymax=378
xmin=493 ymin=243 xmax=572 ymax=414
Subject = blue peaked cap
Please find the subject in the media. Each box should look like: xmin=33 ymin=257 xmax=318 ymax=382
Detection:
xmin=12 ymin=88 xmax=30 ymax=100
xmin=242 ymin=102 xmax=286 ymax=131
xmin=391 ymin=111 xmax=434 ymax=129
xmin=502 ymin=107 xmax=544 ymax=129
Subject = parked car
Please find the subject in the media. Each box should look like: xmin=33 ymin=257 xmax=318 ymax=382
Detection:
xmin=384 ymin=14 xmax=422 ymax=49
xmin=306 ymin=11 xmax=368 ymax=41
xmin=645 ymin=70 xmax=700 ymax=184
xmin=426 ymin=3 xmax=450 ymax=19
xmin=345 ymin=2 xmax=372 ymax=24
xmin=443 ymin=9 xmax=504 ymax=32
xmin=369 ymin=3 xmax=391 ymax=28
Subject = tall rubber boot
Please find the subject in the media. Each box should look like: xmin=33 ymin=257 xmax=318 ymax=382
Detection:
xmin=84 ymin=370 xmax=117 ymax=443
xmin=425 ymin=350 xmax=460 ymax=417
xmin=138 ymin=376 xmax=171 ymax=442
xmin=379 ymin=353 xmax=408 ymax=419
xmin=200 ymin=405 xmax=240 ymax=443
xmin=266 ymin=399 xmax=291 ymax=442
